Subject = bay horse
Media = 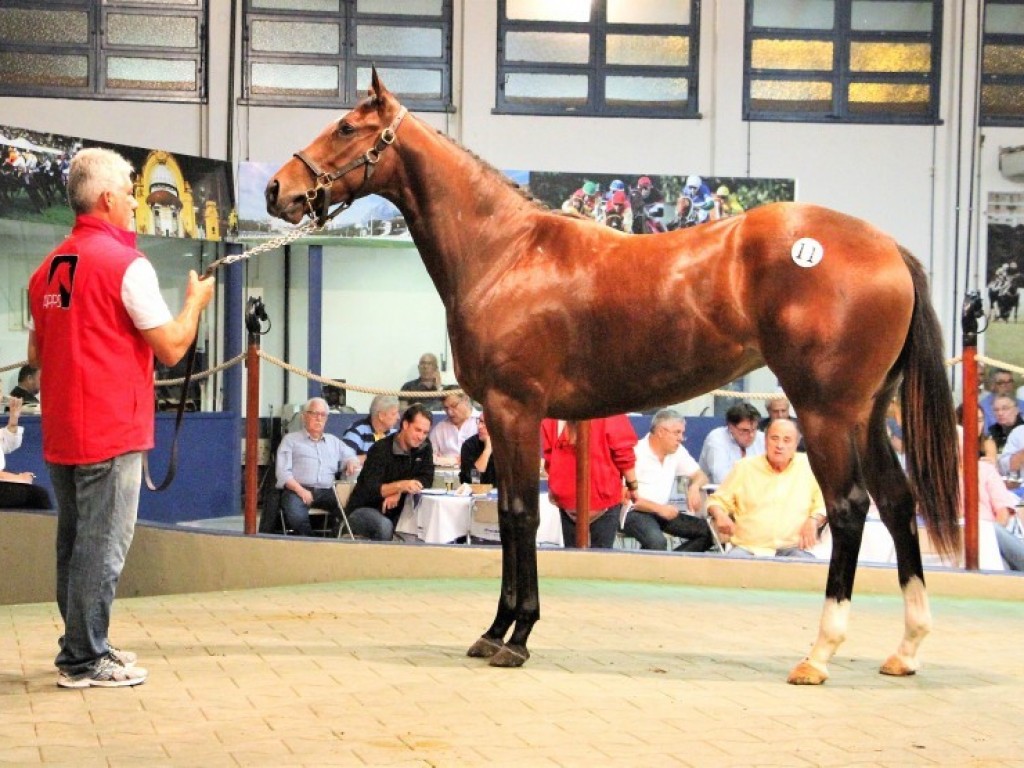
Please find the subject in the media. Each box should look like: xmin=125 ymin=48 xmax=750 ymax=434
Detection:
xmin=266 ymin=71 xmax=961 ymax=685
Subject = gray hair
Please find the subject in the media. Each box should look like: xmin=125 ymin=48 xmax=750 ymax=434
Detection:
xmin=649 ymin=408 xmax=685 ymax=432
xmin=369 ymin=394 xmax=399 ymax=418
xmin=304 ymin=397 xmax=328 ymax=413
xmin=67 ymin=147 xmax=134 ymax=215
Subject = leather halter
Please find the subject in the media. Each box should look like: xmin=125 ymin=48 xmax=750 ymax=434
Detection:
xmin=292 ymin=105 xmax=408 ymax=226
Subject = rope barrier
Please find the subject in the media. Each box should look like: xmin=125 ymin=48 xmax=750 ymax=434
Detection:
xmin=0 ymin=349 xmax=1016 ymax=404
xmin=154 ymin=352 xmax=246 ymax=387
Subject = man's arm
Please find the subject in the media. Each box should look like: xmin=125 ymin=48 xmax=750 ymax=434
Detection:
xmin=140 ymin=270 xmax=215 ymax=366
xmin=998 ymin=426 xmax=1024 ymax=475
xmin=26 ymin=330 xmax=38 ymax=368
xmin=686 ymin=468 xmax=709 ymax=513
xmin=276 ymin=436 xmax=313 ymax=505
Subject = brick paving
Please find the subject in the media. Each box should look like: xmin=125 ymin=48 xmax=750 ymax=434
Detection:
xmin=1 ymin=577 xmax=1022 ymax=767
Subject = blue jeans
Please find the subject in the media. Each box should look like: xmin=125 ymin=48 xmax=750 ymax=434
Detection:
xmin=727 ymin=545 xmax=816 ymax=559
xmin=347 ymin=506 xmax=395 ymax=541
xmin=994 ymin=524 xmax=1024 ymax=571
xmin=560 ymin=506 xmax=620 ymax=549
xmin=49 ymin=452 xmax=141 ymax=675
xmin=280 ymin=486 xmax=339 ymax=536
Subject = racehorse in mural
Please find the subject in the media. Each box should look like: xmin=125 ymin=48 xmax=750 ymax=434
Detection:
xmin=266 ymin=71 xmax=961 ymax=685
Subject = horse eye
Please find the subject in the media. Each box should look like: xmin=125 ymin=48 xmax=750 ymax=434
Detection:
xmin=338 ymin=121 xmax=355 ymax=136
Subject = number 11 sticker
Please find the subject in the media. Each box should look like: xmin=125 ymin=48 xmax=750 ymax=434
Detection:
xmin=791 ymin=238 xmax=824 ymax=268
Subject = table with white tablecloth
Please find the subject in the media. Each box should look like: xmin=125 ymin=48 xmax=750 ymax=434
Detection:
xmin=396 ymin=491 xmax=564 ymax=546
xmin=814 ymin=514 xmax=1006 ymax=571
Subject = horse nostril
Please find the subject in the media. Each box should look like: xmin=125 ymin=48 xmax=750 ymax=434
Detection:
xmin=265 ymin=179 xmax=279 ymax=208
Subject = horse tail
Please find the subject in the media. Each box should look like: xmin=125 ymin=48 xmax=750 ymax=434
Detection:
xmin=896 ymin=246 xmax=961 ymax=560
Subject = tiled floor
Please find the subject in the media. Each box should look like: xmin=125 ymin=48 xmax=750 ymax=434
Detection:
xmin=2 ymin=577 xmax=1023 ymax=767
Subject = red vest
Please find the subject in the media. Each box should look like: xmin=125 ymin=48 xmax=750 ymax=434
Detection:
xmin=28 ymin=215 xmax=156 ymax=464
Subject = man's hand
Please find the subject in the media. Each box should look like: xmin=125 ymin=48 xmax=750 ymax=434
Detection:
xmin=404 ymin=479 xmax=424 ymax=494
xmin=709 ymin=507 xmax=735 ymax=537
xmin=382 ymin=491 xmax=402 ymax=510
xmin=296 ymin=487 xmax=313 ymax=506
xmin=6 ymin=396 xmax=22 ymax=427
xmin=343 ymin=458 xmax=360 ymax=476
xmin=686 ymin=485 xmax=703 ymax=514
xmin=187 ymin=269 xmax=216 ymax=311
xmin=798 ymin=517 xmax=821 ymax=550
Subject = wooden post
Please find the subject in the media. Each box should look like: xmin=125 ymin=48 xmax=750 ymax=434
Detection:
xmin=962 ymin=347 xmax=980 ymax=570
xmin=243 ymin=338 xmax=260 ymax=535
xmin=961 ymin=292 xmax=983 ymax=570
xmin=575 ymin=420 xmax=591 ymax=548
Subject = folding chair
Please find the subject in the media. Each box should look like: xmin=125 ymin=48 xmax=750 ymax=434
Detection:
xmin=469 ymin=497 xmax=501 ymax=544
xmin=699 ymin=484 xmax=727 ymax=553
xmin=278 ymin=502 xmax=332 ymax=537
xmin=333 ymin=480 xmax=359 ymax=540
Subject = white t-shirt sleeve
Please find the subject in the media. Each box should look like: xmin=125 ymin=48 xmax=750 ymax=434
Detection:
xmin=121 ymin=258 xmax=174 ymax=330
xmin=673 ymin=446 xmax=701 ymax=477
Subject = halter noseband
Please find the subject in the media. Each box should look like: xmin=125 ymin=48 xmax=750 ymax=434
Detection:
xmin=292 ymin=105 xmax=408 ymax=227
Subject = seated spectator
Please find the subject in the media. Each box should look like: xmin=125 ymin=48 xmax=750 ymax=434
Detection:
xmin=956 ymin=403 xmax=998 ymax=463
xmin=758 ymin=394 xmax=804 ymax=452
xmin=758 ymin=395 xmax=791 ymax=430
xmin=459 ymin=411 xmax=496 ymax=485
xmin=345 ymin=404 xmax=436 ymax=540
xmin=981 ymin=368 xmax=1024 ymax=430
xmin=399 ymin=352 xmax=444 ymax=411
xmin=429 ymin=386 xmax=478 ymax=467
xmin=698 ymin=403 xmax=765 ymax=484
xmin=957 ymin=426 xmax=1024 ymax=571
xmin=275 ymin=397 xmax=360 ymax=536
xmin=542 ymin=415 xmax=638 ymax=550
xmin=988 ymin=395 xmax=1024 ymax=453
xmin=0 ymin=394 xmax=52 ymax=509
xmin=706 ymin=419 xmax=825 ymax=558
xmin=322 ymin=382 xmax=354 ymax=414
xmin=997 ymin=421 xmax=1024 ymax=478
xmin=342 ymin=394 xmax=400 ymax=463
xmin=8 ymin=365 xmax=40 ymax=409
xmin=621 ymin=409 xmax=713 ymax=552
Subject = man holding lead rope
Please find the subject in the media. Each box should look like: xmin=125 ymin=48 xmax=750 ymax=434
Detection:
xmin=27 ymin=147 xmax=215 ymax=688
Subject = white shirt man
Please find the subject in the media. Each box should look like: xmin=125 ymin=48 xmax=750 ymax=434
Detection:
xmin=429 ymin=389 xmax=478 ymax=466
xmin=620 ymin=409 xmax=713 ymax=552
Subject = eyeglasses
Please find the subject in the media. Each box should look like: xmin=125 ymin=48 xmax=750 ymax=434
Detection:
xmin=730 ymin=426 xmax=757 ymax=436
xmin=996 ymin=378 xmax=1014 ymax=385
xmin=304 ymin=411 xmax=328 ymax=419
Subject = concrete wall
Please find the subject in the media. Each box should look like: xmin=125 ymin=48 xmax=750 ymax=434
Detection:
xmin=3 ymin=510 xmax=1021 ymax=607
xmin=0 ymin=0 xmax=1017 ymax=414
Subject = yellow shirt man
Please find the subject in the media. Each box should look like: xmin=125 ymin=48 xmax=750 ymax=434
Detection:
xmin=708 ymin=419 xmax=825 ymax=557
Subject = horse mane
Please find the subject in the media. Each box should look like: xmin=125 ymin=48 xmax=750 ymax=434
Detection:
xmin=431 ymin=127 xmax=550 ymax=212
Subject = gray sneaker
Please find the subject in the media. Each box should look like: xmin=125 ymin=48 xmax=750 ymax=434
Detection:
xmin=57 ymin=656 xmax=148 ymax=689
xmin=108 ymin=646 xmax=137 ymax=668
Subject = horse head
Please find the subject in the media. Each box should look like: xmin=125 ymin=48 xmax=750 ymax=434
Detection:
xmin=265 ymin=68 xmax=407 ymax=225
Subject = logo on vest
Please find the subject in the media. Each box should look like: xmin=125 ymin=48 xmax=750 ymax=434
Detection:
xmin=44 ymin=254 xmax=78 ymax=309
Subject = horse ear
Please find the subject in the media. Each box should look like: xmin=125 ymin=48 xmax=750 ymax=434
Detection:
xmin=369 ymin=65 xmax=388 ymax=101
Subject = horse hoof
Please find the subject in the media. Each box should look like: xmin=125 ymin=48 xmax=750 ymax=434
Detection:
xmin=879 ymin=654 xmax=918 ymax=677
xmin=466 ymin=635 xmax=503 ymax=659
xmin=787 ymin=659 xmax=828 ymax=685
xmin=488 ymin=644 xmax=530 ymax=668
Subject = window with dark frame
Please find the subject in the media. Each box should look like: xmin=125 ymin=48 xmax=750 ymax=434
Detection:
xmin=0 ymin=0 xmax=206 ymax=102
xmin=743 ymin=0 xmax=942 ymax=124
xmin=981 ymin=0 xmax=1024 ymax=126
xmin=242 ymin=0 xmax=452 ymax=111
xmin=495 ymin=0 xmax=700 ymax=118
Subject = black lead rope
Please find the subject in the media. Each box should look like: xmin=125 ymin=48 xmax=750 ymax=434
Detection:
xmin=142 ymin=333 xmax=200 ymax=492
